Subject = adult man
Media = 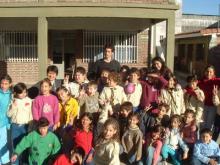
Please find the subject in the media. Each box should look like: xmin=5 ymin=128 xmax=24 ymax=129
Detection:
xmin=91 ymin=43 xmax=121 ymax=79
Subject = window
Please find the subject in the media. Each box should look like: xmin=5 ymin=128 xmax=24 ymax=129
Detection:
xmin=0 ymin=31 xmax=37 ymax=62
xmin=83 ymin=31 xmax=137 ymax=63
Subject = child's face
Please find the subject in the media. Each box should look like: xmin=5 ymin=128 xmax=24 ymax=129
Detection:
xmin=205 ymin=68 xmax=215 ymax=80
xmin=201 ymin=133 xmax=212 ymax=144
xmin=70 ymin=152 xmax=81 ymax=164
xmin=1 ymin=79 xmax=11 ymax=92
xmin=158 ymin=106 xmax=167 ymax=119
xmin=39 ymin=126 xmax=49 ymax=137
xmin=108 ymin=78 xmax=117 ymax=87
xmin=101 ymin=71 xmax=109 ymax=84
xmin=188 ymin=81 xmax=197 ymax=90
xmin=168 ymin=78 xmax=175 ymax=88
xmin=153 ymin=60 xmax=162 ymax=71
xmin=81 ymin=116 xmax=92 ymax=130
xmin=152 ymin=132 xmax=160 ymax=140
xmin=87 ymin=85 xmax=97 ymax=96
xmin=104 ymin=124 xmax=117 ymax=140
xmin=171 ymin=118 xmax=180 ymax=129
xmin=185 ymin=113 xmax=194 ymax=124
xmin=17 ymin=90 xmax=27 ymax=99
xmin=120 ymin=109 xmax=130 ymax=118
xmin=129 ymin=73 xmax=139 ymax=83
xmin=75 ymin=72 xmax=85 ymax=84
xmin=47 ymin=71 xmax=57 ymax=81
xmin=128 ymin=116 xmax=139 ymax=128
xmin=57 ymin=89 xmax=69 ymax=101
xmin=40 ymin=82 xmax=51 ymax=95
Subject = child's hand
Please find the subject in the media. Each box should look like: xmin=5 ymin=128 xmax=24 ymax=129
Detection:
xmin=69 ymin=116 xmax=74 ymax=126
xmin=213 ymin=85 xmax=218 ymax=96
xmin=11 ymin=154 xmax=17 ymax=163
xmin=108 ymin=109 xmax=113 ymax=116
xmin=53 ymin=124 xmax=58 ymax=131
xmin=98 ymin=99 xmax=105 ymax=105
xmin=209 ymin=159 xmax=218 ymax=165
xmin=144 ymin=105 xmax=152 ymax=112
xmin=86 ymin=153 xmax=93 ymax=163
xmin=182 ymin=152 xmax=188 ymax=160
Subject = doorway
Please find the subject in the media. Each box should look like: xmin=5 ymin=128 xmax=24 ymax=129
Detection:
xmin=51 ymin=31 xmax=76 ymax=79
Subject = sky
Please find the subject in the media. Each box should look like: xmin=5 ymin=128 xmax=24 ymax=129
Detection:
xmin=183 ymin=0 xmax=220 ymax=16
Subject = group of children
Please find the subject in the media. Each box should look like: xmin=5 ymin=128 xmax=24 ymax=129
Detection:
xmin=0 ymin=56 xmax=220 ymax=165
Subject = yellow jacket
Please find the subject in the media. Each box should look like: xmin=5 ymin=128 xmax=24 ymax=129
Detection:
xmin=58 ymin=97 xmax=79 ymax=126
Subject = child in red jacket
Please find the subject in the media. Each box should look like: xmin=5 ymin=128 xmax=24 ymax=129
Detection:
xmin=72 ymin=113 xmax=94 ymax=165
xmin=53 ymin=147 xmax=85 ymax=165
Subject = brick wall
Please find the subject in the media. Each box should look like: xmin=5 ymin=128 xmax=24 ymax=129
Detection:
xmin=0 ymin=61 xmax=39 ymax=85
xmin=0 ymin=0 xmax=170 ymax=4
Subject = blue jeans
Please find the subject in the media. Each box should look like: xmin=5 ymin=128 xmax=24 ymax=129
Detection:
xmin=0 ymin=126 xmax=10 ymax=164
xmin=192 ymin=157 xmax=206 ymax=165
xmin=192 ymin=157 xmax=220 ymax=165
xmin=161 ymin=144 xmax=181 ymax=165
xmin=202 ymin=106 xmax=216 ymax=130
xmin=145 ymin=146 xmax=161 ymax=165
xmin=11 ymin=123 xmax=28 ymax=165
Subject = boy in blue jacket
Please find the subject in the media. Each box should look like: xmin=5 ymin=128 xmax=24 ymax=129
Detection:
xmin=192 ymin=128 xmax=220 ymax=165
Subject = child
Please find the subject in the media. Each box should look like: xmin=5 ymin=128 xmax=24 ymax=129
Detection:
xmin=93 ymin=118 xmax=120 ymax=165
xmin=72 ymin=113 xmax=93 ymax=165
xmin=118 ymin=101 xmax=133 ymax=137
xmin=151 ymin=56 xmax=172 ymax=79
xmin=198 ymin=65 xmax=220 ymax=130
xmin=161 ymin=115 xmax=189 ymax=165
xmin=140 ymin=103 xmax=170 ymax=138
xmin=11 ymin=117 xmax=61 ymax=165
xmin=184 ymin=75 xmax=205 ymax=124
xmin=98 ymin=72 xmax=127 ymax=129
xmin=192 ymin=128 xmax=220 ymax=165
xmin=139 ymin=70 xmax=168 ymax=111
xmin=182 ymin=110 xmax=197 ymax=154
xmin=125 ymin=67 xmax=142 ymax=112
xmin=32 ymin=78 xmax=60 ymax=131
xmin=63 ymin=67 xmax=89 ymax=98
xmin=56 ymin=86 xmax=79 ymax=128
xmin=7 ymin=83 xmax=32 ymax=164
xmin=0 ymin=74 xmax=12 ymax=165
xmin=212 ymin=85 xmax=220 ymax=140
xmin=119 ymin=65 xmax=130 ymax=86
xmin=144 ymin=125 xmax=164 ymax=165
xmin=78 ymin=81 xmax=99 ymax=117
xmin=159 ymin=73 xmax=185 ymax=116
xmin=139 ymin=67 xmax=148 ymax=81
xmin=53 ymin=147 xmax=85 ymax=165
xmin=97 ymin=69 xmax=110 ymax=93
xmin=47 ymin=65 xmax=62 ymax=93
xmin=121 ymin=112 xmax=143 ymax=164
xmin=99 ymin=72 xmax=127 ymax=114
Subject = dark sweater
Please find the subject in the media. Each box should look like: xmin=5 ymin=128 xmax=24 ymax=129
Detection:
xmin=92 ymin=59 xmax=121 ymax=78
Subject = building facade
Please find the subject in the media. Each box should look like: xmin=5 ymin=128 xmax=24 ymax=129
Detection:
xmin=0 ymin=0 xmax=178 ymax=84
xmin=175 ymin=15 xmax=220 ymax=77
